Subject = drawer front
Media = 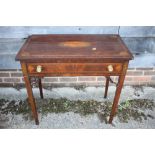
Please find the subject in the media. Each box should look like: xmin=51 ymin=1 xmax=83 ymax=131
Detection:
xmin=27 ymin=63 xmax=123 ymax=75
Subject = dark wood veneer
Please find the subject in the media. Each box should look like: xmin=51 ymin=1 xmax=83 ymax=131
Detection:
xmin=15 ymin=34 xmax=133 ymax=125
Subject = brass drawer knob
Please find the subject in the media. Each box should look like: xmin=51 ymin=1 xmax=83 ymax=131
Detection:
xmin=36 ymin=65 xmax=42 ymax=73
xmin=107 ymin=65 xmax=113 ymax=72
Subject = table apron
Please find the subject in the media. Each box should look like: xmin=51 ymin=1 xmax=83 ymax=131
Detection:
xmin=27 ymin=72 xmax=122 ymax=77
xmin=26 ymin=62 xmax=124 ymax=76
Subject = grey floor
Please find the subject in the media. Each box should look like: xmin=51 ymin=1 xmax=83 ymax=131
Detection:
xmin=0 ymin=85 xmax=155 ymax=129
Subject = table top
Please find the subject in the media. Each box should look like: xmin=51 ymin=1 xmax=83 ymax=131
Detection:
xmin=15 ymin=34 xmax=133 ymax=62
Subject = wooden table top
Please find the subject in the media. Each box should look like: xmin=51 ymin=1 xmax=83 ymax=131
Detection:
xmin=15 ymin=34 xmax=133 ymax=62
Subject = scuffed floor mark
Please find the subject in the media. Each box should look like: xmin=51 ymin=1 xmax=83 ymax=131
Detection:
xmin=0 ymin=113 xmax=9 ymax=129
xmin=133 ymin=85 xmax=144 ymax=97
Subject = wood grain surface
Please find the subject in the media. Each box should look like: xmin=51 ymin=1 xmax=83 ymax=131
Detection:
xmin=15 ymin=34 xmax=133 ymax=62
xmin=15 ymin=34 xmax=133 ymax=125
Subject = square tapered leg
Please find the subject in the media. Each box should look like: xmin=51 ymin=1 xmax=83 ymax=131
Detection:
xmin=104 ymin=76 xmax=110 ymax=98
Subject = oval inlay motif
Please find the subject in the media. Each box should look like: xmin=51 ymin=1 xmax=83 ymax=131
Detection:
xmin=59 ymin=41 xmax=91 ymax=47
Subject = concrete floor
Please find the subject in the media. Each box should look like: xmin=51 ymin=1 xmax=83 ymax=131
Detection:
xmin=0 ymin=85 xmax=155 ymax=129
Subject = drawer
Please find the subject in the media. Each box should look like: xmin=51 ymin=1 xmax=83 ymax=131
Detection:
xmin=27 ymin=63 xmax=123 ymax=75
xmin=74 ymin=63 xmax=122 ymax=73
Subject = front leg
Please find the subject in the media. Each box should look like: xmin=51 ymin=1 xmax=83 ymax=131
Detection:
xmin=21 ymin=63 xmax=39 ymax=125
xmin=109 ymin=74 xmax=126 ymax=123
xmin=109 ymin=62 xmax=128 ymax=123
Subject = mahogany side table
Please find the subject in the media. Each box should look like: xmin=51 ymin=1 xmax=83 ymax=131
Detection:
xmin=15 ymin=34 xmax=133 ymax=125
